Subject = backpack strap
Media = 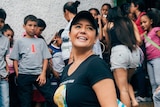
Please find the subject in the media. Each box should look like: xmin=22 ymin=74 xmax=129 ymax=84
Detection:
xmin=144 ymin=34 xmax=160 ymax=50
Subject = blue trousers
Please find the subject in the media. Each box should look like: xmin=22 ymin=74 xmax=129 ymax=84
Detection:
xmin=0 ymin=79 xmax=9 ymax=107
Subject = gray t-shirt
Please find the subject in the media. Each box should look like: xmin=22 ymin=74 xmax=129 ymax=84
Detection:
xmin=10 ymin=37 xmax=51 ymax=75
xmin=0 ymin=32 xmax=10 ymax=78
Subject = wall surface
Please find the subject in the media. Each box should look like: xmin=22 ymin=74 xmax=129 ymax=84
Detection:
xmin=0 ymin=0 xmax=113 ymax=44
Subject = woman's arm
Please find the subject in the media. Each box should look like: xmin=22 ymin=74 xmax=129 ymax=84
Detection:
xmin=132 ymin=21 xmax=142 ymax=46
xmin=92 ymin=79 xmax=118 ymax=107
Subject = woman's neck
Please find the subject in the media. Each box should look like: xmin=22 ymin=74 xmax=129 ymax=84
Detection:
xmin=73 ymin=49 xmax=93 ymax=62
xmin=68 ymin=13 xmax=75 ymax=22
xmin=135 ymin=10 xmax=141 ymax=18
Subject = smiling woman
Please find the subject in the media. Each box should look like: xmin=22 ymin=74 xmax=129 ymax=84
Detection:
xmin=53 ymin=11 xmax=118 ymax=107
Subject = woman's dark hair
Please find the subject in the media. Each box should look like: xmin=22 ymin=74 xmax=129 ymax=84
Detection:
xmin=63 ymin=1 xmax=80 ymax=14
xmin=113 ymin=17 xmax=137 ymax=51
xmin=101 ymin=3 xmax=111 ymax=9
xmin=131 ymin=0 xmax=146 ymax=12
xmin=120 ymin=3 xmax=131 ymax=17
xmin=107 ymin=6 xmax=123 ymax=22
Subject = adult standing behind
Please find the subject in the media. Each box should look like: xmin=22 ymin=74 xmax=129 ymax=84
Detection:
xmin=53 ymin=11 xmax=118 ymax=107
xmin=106 ymin=8 xmax=141 ymax=106
xmin=61 ymin=0 xmax=80 ymax=65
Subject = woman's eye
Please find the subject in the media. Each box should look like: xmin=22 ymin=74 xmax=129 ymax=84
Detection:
xmin=87 ymin=26 xmax=94 ymax=30
xmin=75 ymin=25 xmax=81 ymax=28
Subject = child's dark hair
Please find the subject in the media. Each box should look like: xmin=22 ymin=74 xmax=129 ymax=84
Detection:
xmin=0 ymin=8 xmax=7 ymax=20
xmin=24 ymin=15 xmax=37 ymax=25
xmin=1 ymin=24 xmax=14 ymax=34
xmin=1 ymin=24 xmax=14 ymax=47
xmin=57 ymin=29 xmax=64 ymax=38
xmin=88 ymin=8 xmax=100 ymax=15
xmin=143 ymin=9 xmax=160 ymax=27
xmin=37 ymin=18 xmax=46 ymax=30
xmin=131 ymin=0 xmax=146 ymax=12
xmin=101 ymin=3 xmax=112 ymax=9
xmin=63 ymin=1 xmax=80 ymax=14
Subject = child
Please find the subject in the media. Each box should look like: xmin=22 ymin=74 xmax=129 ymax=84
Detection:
xmin=35 ymin=18 xmax=46 ymax=40
xmin=0 ymin=8 xmax=10 ymax=107
xmin=48 ymin=29 xmax=65 ymax=77
xmin=0 ymin=8 xmax=6 ymax=29
xmin=32 ymin=18 xmax=47 ymax=107
xmin=10 ymin=15 xmax=56 ymax=107
xmin=1 ymin=24 xmax=20 ymax=107
xmin=48 ymin=29 xmax=65 ymax=91
xmin=140 ymin=9 xmax=160 ymax=107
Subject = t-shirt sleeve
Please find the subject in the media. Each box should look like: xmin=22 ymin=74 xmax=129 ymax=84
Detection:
xmin=41 ymin=40 xmax=52 ymax=59
xmin=10 ymin=40 xmax=20 ymax=60
xmin=5 ymin=38 xmax=10 ymax=55
xmin=87 ymin=58 xmax=113 ymax=86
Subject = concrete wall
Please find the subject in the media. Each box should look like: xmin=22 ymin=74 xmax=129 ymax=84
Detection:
xmin=0 ymin=0 xmax=114 ymax=44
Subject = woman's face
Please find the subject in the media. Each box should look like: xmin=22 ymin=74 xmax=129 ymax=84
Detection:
xmin=64 ymin=10 xmax=70 ymax=22
xmin=130 ymin=3 xmax=137 ymax=14
xmin=140 ymin=15 xmax=152 ymax=31
xmin=69 ymin=19 xmax=97 ymax=49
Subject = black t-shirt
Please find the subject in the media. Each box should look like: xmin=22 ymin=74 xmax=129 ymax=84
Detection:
xmin=54 ymin=55 xmax=113 ymax=107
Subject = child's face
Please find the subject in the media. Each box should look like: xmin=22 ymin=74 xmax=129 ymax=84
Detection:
xmin=55 ymin=36 xmax=62 ymax=47
xmin=140 ymin=15 xmax=153 ymax=31
xmin=3 ymin=29 xmax=14 ymax=42
xmin=35 ymin=27 xmax=44 ymax=36
xmin=0 ymin=18 xmax=5 ymax=30
xmin=89 ymin=10 xmax=98 ymax=20
xmin=23 ymin=20 xmax=37 ymax=37
xmin=101 ymin=5 xmax=110 ymax=15
xmin=56 ymin=37 xmax=62 ymax=46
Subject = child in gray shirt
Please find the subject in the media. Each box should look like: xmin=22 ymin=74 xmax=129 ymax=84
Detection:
xmin=10 ymin=15 xmax=56 ymax=107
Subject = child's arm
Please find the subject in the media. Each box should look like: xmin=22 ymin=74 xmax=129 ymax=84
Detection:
xmin=13 ymin=60 xmax=19 ymax=77
xmin=36 ymin=59 xmax=48 ymax=86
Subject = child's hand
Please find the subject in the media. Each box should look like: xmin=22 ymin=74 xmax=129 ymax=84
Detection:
xmin=36 ymin=73 xmax=46 ymax=86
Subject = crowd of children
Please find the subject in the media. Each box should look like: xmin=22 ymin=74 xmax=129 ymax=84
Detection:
xmin=0 ymin=0 xmax=160 ymax=107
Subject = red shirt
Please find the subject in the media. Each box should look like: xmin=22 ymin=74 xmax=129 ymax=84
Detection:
xmin=135 ymin=12 xmax=146 ymax=34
